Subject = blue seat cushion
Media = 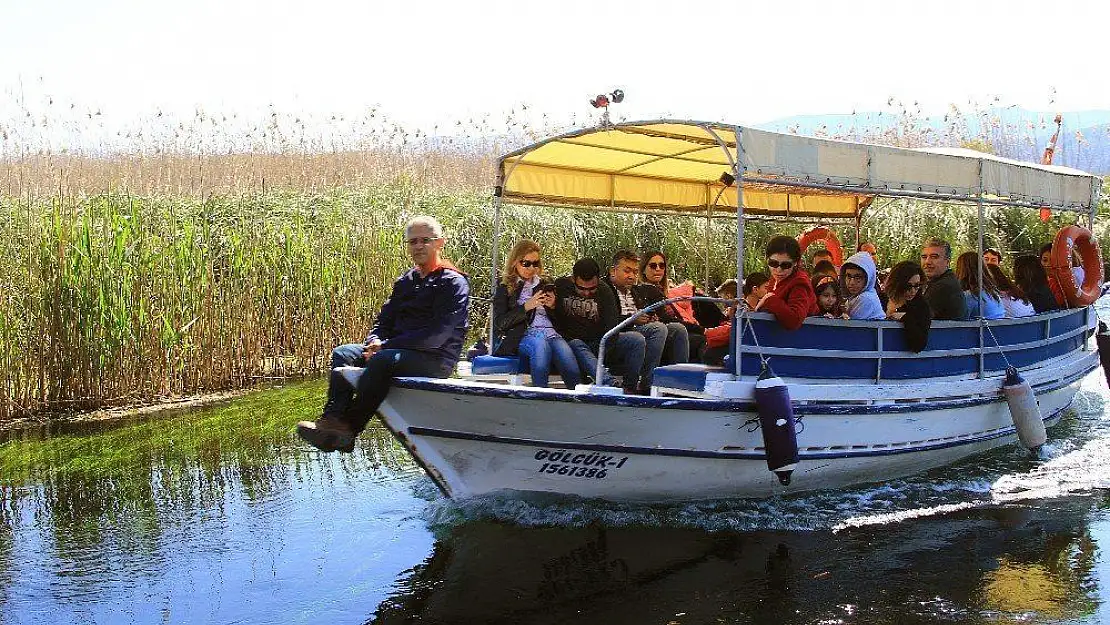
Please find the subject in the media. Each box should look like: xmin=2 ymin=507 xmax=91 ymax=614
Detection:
xmin=470 ymin=355 xmax=522 ymax=375
xmin=652 ymin=364 xmax=726 ymax=391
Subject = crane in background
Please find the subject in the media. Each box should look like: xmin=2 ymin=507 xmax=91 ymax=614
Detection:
xmin=1039 ymin=113 xmax=1064 ymax=222
xmin=1042 ymin=113 xmax=1064 ymax=165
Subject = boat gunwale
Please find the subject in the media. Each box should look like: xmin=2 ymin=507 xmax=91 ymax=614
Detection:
xmin=392 ymin=358 xmax=1095 ymax=415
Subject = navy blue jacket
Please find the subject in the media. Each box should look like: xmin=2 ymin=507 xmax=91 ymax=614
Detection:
xmin=368 ymin=264 xmax=470 ymax=365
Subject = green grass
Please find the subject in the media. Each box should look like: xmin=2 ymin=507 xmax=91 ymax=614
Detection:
xmin=0 ymin=379 xmax=418 ymax=530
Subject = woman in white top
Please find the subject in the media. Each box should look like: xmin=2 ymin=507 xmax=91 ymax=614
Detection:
xmin=986 ymin=263 xmax=1036 ymax=318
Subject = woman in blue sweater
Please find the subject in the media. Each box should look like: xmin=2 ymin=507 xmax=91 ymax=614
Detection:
xmin=955 ymin=251 xmax=1005 ymax=320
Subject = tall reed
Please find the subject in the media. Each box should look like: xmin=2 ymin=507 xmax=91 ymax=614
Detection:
xmin=1 ymin=98 xmax=1106 ymax=420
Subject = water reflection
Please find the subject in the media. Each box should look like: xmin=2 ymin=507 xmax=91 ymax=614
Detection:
xmin=980 ymin=517 xmax=1099 ymax=618
xmin=0 ymin=381 xmax=415 ymax=529
xmin=0 ymin=380 xmax=425 ymax=624
xmin=370 ymin=502 xmax=1102 ymax=624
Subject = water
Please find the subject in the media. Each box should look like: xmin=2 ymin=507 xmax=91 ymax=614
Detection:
xmin=3 ymin=374 xmax=1110 ymax=624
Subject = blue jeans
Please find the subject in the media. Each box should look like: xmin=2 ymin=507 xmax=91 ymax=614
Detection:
xmin=324 ymin=343 xmax=452 ymax=433
xmin=567 ymin=335 xmax=644 ymax=386
xmin=632 ymin=321 xmax=668 ymax=389
xmin=518 ymin=329 xmax=581 ymax=388
xmin=662 ymin=322 xmax=691 ymax=364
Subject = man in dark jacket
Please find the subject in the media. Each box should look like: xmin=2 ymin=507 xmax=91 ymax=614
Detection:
xmin=553 ymin=258 xmax=647 ymax=388
xmin=296 ymin=215 xmax=469 ymax=452
xmin=600 ymin=250 xmax=668 ymax=393
xmin=920 ymin=237 xmax=967 ymax=321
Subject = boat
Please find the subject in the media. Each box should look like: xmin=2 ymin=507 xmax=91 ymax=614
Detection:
xmin=376 ymin=120 xmax=1105 ymax=502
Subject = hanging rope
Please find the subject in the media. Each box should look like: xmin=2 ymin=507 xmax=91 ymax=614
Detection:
xmin=740 ymin=310 xmax=775 ymax=376
xmin=982 ymin=320 xmax=1016 ymax=373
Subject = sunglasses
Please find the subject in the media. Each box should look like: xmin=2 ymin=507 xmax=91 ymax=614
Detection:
xmin=844 ymin=272 xmax=867 ymax=282
xmin=766 ymin=259 xmax=794 ymax=270
xmin=906 ymin=282 xmax=922 ymax=291
xmin=518 ymin=259 xmax=542 ymax=268
xmin=575 ymin=284 xmax=598 ymax=294
xmin=647 ymin=262 xmax=666 ymax=270
xmin=406 ymin=236 xmax=440 ymax=246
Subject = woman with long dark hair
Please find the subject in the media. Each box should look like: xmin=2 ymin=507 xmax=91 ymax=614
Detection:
xmin=884 ymin=261 xmax=932 ymax=352
xmin=1013 ymin=254 xmax=1061 ymax=313
xmin=639 ymin=250 xmax=704 ymax=362
xmin=955 ymin=251 xmax=1005 ymax=320
xmin=986 ymin=263 xmax=1035 ymax=318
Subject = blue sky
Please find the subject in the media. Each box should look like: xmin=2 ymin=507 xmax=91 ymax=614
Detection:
xmin=2 ymin=0 xmax=1107 ymax=137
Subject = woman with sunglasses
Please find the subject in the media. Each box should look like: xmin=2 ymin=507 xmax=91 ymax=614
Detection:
xmin=492 ymin=240 xmax=582 ymax=388
xmin=884 ymin=261 xmax=932 ymax=352
xmin=640 ymin=251 xmax=726 ymax=327
xmin=755 ymin=235 xmax=819 ymax=330
xmin=639 ymin=251 xmax=709 ymax=362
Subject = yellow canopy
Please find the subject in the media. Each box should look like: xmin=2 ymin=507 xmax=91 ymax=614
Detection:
xmin=497 ymin=120 xmax=1101 ymax=218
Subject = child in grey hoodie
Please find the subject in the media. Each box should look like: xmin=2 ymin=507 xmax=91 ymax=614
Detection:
xmin=841 ymin=251 xmax=886 ymax=320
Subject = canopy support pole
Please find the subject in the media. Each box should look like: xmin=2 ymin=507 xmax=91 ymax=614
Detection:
xmin=490 ymin=170 xmax=504 ymax=348
xmin=976 ymin=160 xmax=985 ymax=379
xmin=854 ymin=209 xmax=862 ymax=252
xmin=704 ymin=202 xmax=712 ymax=292
xmin=735 ymin=126 xmax=746 ymax=379
xmin=1090 ymin=178 xmax=1100 ymax=230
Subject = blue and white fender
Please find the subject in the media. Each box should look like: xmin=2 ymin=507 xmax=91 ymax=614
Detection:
xmin=754 ymin=369 xmax=800 ymax=485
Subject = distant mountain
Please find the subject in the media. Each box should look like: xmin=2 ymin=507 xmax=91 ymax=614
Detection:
xmin=756 ymin=108 xmax=1110 ymax=173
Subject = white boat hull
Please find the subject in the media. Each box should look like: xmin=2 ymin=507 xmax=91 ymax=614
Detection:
xmin=378 ymin=367 xmax=1089 ymax=502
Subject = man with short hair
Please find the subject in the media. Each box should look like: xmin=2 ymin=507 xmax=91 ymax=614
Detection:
xmin=601 ymin=250 xmax=668 ymax=394
xmin=811 ymin=248 xmax=835 ymax=269
xmin=983 ymin=248 xmax=1002 ymax=266
xmin=858 ymin=242 xmax=878 ymax=263
xmin=296 ymin=215 xmax=469 ymax=452
xmin=1041 ymin=242 xmax=1082 ymax=305
xmin=920 ymin=237 xmax=967 ymax=321
xmin=552 ymin=258 xmax=645 ymax=387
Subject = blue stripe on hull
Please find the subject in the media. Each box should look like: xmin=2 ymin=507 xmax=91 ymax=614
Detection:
xmin=406 ymin=402 xmax=1070 ymax=463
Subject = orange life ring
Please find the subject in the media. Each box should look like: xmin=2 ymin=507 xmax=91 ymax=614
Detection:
xmin=1050 ymin=224 xmax=1103 ymax=307
xmin=796 ymin=227 xmax=844 ymax=266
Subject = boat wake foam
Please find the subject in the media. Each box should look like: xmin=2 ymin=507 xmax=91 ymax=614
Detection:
xmin=834 ymin=417 xmax=1110 ymax=531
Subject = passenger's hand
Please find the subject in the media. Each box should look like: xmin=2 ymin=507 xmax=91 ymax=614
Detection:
xmin=540 ymin=291 xmax=556 ymax=309
xmin=887 ymin=312 xmax=906 ymax=320
xmin=635 ymin=313 xmax=654 ymax=324
xmin=363 ymin=338 xmax=383 ymax=358
xmin=754 ymin=293 xmax=774 ymax=311
xmin=523 ymin=291 xmax=546 ymax=311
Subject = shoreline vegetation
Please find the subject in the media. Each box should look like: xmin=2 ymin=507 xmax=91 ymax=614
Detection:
xmin=1 ymin=103 xmax=1107 ymax=422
